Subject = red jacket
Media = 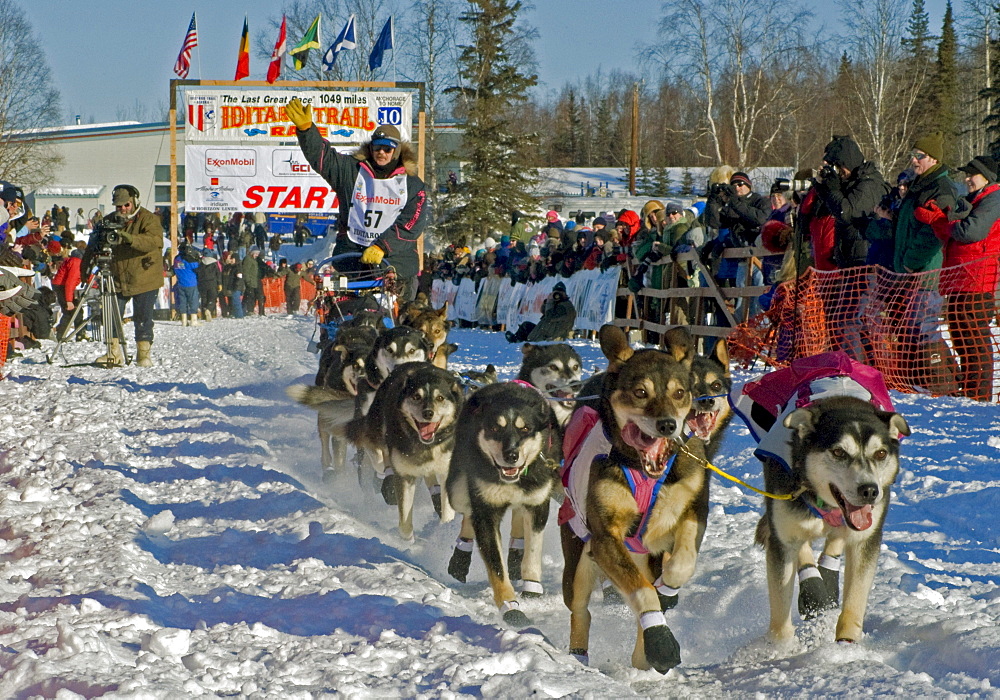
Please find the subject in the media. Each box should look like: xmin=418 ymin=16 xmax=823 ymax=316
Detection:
xmin=941 ymin=183 xmax=1000 ymax=295
xmin=52 ymin=255 xmax=83 ymax=303
xmin=800 ymin=188 xmax=837 ymax=271
xmin=617 ymin=210 xmax=641 ymax=248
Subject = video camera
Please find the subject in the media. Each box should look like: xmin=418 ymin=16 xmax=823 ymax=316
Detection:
xmin=91 ymin=212 xmax=127 ymax=264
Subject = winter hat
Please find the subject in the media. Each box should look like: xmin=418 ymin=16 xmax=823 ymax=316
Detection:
xmin=553 ymin=281 xmax=567 ymax=293
xmin=564 ymin=221 xmax=576 ymax=231
xmin=730 ymin=172 xmax=752 ymax=188
xmin=202 ymin=254 xmax=218 ymax=264
xmin=371 ymin=124 xmax=401 ymax=148
xmin=823 ymin=135 xmax=865 ymax=171
xmin=761 ymin=220 xmax=793 ymax=253
xmin=913 ymin=131 xmax=944 ymax=162
xmin=248 ymin=245 xmax=260 ymax=254
xmin=770 ymin=178 xmax=791 ymax=195
xmin=483 ymin=236 xmax=496 ymax=250
xmin=593 ymin=216 xmax=607 ymax=228
xmin=959 ymin=156 xmax=998 ymax=182
xmin=546 ymin=210 xmax=559 ymax=222
xmin=664 ymin=201 xmax=684 ymax=215
xmin=500 ymin=234 xmax=511 ymax=245
xmin=528 ymin=245 xmax=541 ymax=258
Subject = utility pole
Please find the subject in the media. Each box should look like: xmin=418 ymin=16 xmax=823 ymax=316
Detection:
xmin=629 ymin=83 xmax=639 ymax=196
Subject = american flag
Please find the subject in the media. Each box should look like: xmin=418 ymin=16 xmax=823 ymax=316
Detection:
xmin=173 ymin=13 xmax=198 ymax=79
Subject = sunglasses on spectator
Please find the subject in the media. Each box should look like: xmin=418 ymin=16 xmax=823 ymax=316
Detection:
xmin=909 ymin=151 xmax=929 ymax=161
xmin=372 ymin=144 xmax=396 ymax=153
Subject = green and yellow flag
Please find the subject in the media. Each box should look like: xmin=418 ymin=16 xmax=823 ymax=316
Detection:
xmin=289 ymin=14 xmax=321 ymax=71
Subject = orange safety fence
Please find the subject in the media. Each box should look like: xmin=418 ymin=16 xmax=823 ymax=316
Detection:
xmin=0 ymin=314 xmax=10 ymax=368
xmin=261 ymin=277 xmax=317 ymax=312
xmin=728 ymin=257 xmax=1000 ymax=402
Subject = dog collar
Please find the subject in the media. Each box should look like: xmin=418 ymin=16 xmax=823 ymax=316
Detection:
xmin=802 ymin=493 xmax=845 ymax=528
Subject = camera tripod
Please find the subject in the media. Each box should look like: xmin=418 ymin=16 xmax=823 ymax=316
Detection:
xmin=47 ymin=260 xmax=132 ymax=366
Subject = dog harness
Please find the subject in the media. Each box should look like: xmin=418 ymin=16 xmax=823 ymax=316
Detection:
xmin=731 ymin=351 xmax=897 ymax=524
xmin=558 ymin=406 xmax=677 ymax=554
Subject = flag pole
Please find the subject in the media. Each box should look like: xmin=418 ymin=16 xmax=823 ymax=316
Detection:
xmin=195 ymin=12 xmax=203 ymax=80
xmin=391 ymin=17 xmax=397 ymax=84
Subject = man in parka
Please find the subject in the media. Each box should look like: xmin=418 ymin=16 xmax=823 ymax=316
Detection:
xmin=82 ymin=184 xmax=163 ymax=368
xmin=287 ymin=98 xmax=428 ymax=302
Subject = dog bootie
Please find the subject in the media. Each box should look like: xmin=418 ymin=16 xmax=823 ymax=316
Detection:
xmin=640 ymin=612 xmax=681 ymax=674
xmin=429 ymin=485 xmax=443 ymax=518
xmin=654 ymin=577 xmax=680 ymax=611
xmin=602 ymin=579 xmax=625 ymax=606
xmin=819 ymin=554 xmax=841 ymax=603
xmin=448 ymin=537 xmax=473 ymax=582
xmin=380 ymin=471 xmax=401 ymax=506
xmin=798 ymin=565 xmax=837 ymax=619
xmin=500 ymin=601 xmax=531 ymax=627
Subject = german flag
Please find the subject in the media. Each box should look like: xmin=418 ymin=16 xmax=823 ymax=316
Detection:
xmin=234 ymin=17 xmax=250 ymax=81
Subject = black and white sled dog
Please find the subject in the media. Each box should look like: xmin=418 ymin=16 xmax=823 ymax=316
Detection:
xmin=746 ymin=361 xmax=911 ymax=645
xmin=516 ymin=343 xmax=584 ymax=428
xmin=348 ymin=362 xmax=464 ymax=541
xmin=287 ymin=325 xmax=431 ymax=479
xmin=445 ymin=382 xmax=561 ymax=625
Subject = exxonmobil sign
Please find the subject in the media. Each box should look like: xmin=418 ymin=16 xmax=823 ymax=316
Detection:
xmin=185 ymin=145 xmax=341 ymax=213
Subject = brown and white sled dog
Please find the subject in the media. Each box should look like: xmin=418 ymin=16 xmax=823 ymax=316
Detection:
xmin=348 ymin=361 xmax=464 ymax=541
xmin=445 ymin=382 xmax=561 ymax=626
xmin=560 ymin=324 xmax=708 ymax=673
xmin=686 ymin=339 xmax=733 ymax=460
xmin=399 ymin=302 xmax=452 ymax=369
xmin=755 ymin=396 xmax=910 ymax=644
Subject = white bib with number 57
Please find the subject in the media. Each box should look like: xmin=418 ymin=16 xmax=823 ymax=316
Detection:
xmin=346 ymin=164 xmax=408 ymax=247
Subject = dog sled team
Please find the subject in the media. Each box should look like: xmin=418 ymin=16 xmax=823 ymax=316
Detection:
xmin=288 ymin=299 xmax=910 ymax=674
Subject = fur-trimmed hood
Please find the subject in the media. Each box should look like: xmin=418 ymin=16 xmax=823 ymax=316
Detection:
xmin=353 ymin=140 xmax=418 ymax=176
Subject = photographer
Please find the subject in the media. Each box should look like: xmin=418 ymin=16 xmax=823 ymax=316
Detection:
xmin=82 ymin=184 xmax=163 ymax=368
xmin=811 ymin=136 xmax=889 ymax=269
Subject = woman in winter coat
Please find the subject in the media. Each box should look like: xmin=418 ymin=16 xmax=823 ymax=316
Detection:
xmin=221 ymin=252 xmax=245 ymax=319
xmin=196 ymin=252 xmax=222 ymax=320
xmin=914 ymin=155 xmax=1000 ymax=401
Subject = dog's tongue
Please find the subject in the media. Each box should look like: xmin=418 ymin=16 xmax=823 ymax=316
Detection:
xmin=842 ymin=501 xmax=873 ymax=530
xmin=416 ymin=421 xmax=439 ymax=442
xmin=622 ymin=422 xmax=662 ymax=453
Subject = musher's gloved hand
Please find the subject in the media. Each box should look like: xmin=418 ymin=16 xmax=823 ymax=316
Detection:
xmin=286 ymin=98 xmax=313 ymax=131
xmin=360 ymin=245 xmax=385 ymax=265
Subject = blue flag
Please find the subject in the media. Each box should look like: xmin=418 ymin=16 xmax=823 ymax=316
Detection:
xmin=368 ymin=17 xmax=393 ymax=71
xmin=323 ymin=15 xmax=356 ymax=70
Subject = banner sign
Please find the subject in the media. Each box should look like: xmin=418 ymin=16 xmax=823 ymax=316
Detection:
xmin=185 ymin=89 xmax=412 ymax=143
xmin=185 ymin=144 xmax=343 ymax=213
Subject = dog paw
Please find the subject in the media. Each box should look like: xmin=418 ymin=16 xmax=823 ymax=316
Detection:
xmin=380 ymin=473 xmax=401 ymax=506
xmin=502 ymin=608 xmax=531 ymax=627
xmin=507 ymin=547 xmax=523 ymax=583
xmin=798 ymin=573 xmax=837 ymax=620
xmin=447 ymin=546 xmax=472 ymax=582
xmin=658 ymin=592 xmax=679 ymax=611
xmin=643 ymin=624 xmax=681 ymax=674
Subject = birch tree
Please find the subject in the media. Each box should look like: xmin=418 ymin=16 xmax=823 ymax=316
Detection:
xmin=0 ymin=0 xmax=63 ymax=190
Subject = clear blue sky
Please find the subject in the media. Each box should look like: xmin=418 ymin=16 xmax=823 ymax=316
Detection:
xmin=23 ymin=0 xmax=950 ymax=125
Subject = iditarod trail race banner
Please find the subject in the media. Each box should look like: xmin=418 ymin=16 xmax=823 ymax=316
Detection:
xmin=184 ymin=89 xmax=412 ymax=143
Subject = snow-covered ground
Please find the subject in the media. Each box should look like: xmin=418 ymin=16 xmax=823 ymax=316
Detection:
xmin=1 ymin=276 xmax=999 ymax=697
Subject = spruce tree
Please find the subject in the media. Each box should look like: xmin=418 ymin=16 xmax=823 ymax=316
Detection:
xmin=983 ymin=4 xmax=1000 ymax=155
xmin=445 ymin=0 xmax=539 ymax=240
xmin=902 ymin=0 xmax=934 ymax=63
xmin=653 ymin=167 xmax=673 ymax=196
xmin=930 ymin=2 xmax=958 ymax=163
xmin=680 ymin=168 xmax=695 ymax=196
